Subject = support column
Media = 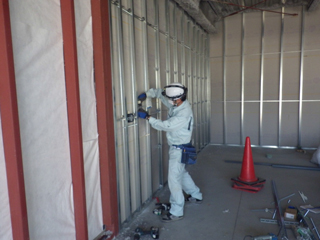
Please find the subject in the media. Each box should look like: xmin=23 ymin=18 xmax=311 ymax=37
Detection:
xmin=60 ymin=0 xmax=88 ymax=239
xmin=91 ymin=0 xmax=119 ymax=236
xmin=0 ymin=0 xmax=29 ymax=239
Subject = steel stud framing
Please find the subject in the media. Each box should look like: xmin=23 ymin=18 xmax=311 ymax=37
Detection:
xmin=214 ymin=6 xmax=317 ymax=149
xmin=110 ymin=0 xmax=210 ymax=225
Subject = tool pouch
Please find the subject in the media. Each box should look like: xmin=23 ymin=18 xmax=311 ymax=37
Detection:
xmin=174 ymin=143 xmax=197 ymax=165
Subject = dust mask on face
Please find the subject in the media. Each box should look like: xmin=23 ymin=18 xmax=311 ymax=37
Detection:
xmin=168 ymin=99 xmax=178 ymax=106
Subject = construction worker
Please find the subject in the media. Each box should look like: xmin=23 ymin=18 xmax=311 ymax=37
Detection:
xmin=137 ymin=82 xmax=203 ymax=222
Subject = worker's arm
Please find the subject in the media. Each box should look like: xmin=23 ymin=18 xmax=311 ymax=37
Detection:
xmin=146 ymin=88 xmax=172 ymax=109
xmin=148 ymin=116 xmax=187 ymax=132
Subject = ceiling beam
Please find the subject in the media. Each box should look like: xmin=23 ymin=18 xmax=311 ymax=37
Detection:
xmin=174 ymin=0 xmax=217 ymax=33
xmin=307 ymin=0 xmax=320 ymax=11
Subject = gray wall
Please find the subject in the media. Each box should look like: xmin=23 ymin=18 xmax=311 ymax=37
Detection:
xmin=210 ymin=6 xmax=320 ymax=149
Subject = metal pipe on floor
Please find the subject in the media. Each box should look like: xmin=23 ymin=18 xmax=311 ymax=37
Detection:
xmin=310 ymin=217 xmax=320 ymax=239
xmin=271 ymin=180 xmax=288 ymax=238
xmin=224 ymin=160 xmax=320 ymax=171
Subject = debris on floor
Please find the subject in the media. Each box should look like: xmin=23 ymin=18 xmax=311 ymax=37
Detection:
xmin=301 ymin=205 xmax=320 ymax=214
xmin=299 ymin=191 xmax=308 ymax=203
xmin=296 ymin=146 xmax=307 ymax=154
xmin=248 ymin=181 xmax=319 ymax=240
xmin=266 ymin=154 xmax=273 ymax=159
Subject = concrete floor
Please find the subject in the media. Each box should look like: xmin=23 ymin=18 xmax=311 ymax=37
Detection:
xmin=114 ymin=145 xmax=320 ymax=240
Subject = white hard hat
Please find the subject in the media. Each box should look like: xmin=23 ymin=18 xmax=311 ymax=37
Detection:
xmin=163 ymin=82 xmax=186 ymax=100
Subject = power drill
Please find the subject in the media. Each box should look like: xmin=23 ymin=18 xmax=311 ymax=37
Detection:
xmin=133 ymin=227 xmax=159 ymax=240
xmin=153 ymin=203 xmax=171 ymax=215
xmin=253 ymin=233 xmax=277 ymax=240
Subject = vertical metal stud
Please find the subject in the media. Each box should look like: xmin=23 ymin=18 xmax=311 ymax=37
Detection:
xmin=111 ymin=7 xmax=123 ymax=222
xmin=173 ymin=3 xmax=178 ymax=83
xmin=223 ymin=19 xmax=227 ymax=144
xmin=197 ymin=29 xmax=201 ymax=149
xmin=128 ymin=0 xmax=141 ymax=208
xmin=141 ymin=0 xmax=152 ymax=200
xmin=203 ymin=35 xmax=208 ymax=146
xmin=154 ymin=0 xmax=163 ymax=188
xmin=201 ymin=33 xmax=205 ymax=148
xmin=241 ymin=9 xmax=245 ymax=145
xmin=196 ymin=26 xmax=201 ymax=150
xmin=298 ymin=7 xmax=305 ymax=147
xmin=200 ymin=33 xmax=204 ymax=147
xmin=278 ymin=7 xmax=285 ymax=147
xmin=181 ymin=11 xmax=186 ymax=86
xmin=206 ymin=33 xmax=211 ymax=144
xmin=187 ymin=19 xmax=193 ymax=143
xmin=165 ymin=0 xmax=171 ymax=85
xmin=260 ymin=12 xmax=265 ymax=146
xmin=116 ymin=0 xmax=132 ymax=221
xmin=192 ymin=23 xmax=198 ymax=148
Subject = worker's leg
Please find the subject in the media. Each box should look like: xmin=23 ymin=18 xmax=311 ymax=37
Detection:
xmin=181 ymin=171 xmax=202 ymax=200
xmin=168 ymin=147 xmax=185 ymax=217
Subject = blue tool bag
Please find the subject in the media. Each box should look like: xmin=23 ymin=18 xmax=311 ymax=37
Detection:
xmin=174 ymin=143 xmax=197 ymax=165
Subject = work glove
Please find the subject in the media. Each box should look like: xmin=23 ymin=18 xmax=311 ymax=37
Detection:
xmin=138 ymin=108 xmax=149 ymax=119
xmin=137 ymin=92 xmax=147 ymax=102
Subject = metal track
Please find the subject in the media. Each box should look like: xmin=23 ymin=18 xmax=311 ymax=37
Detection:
xmin=260 ymin=218 xmax=299 ymax=226
xmin=225 ymin=160 xmax=320 ymax=171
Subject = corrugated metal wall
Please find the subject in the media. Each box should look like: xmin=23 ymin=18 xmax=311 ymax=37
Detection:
xmin=210 ymin=6 xmax=320 ymax=149
xmin=109 ymin=0 xmax=210 ymax=225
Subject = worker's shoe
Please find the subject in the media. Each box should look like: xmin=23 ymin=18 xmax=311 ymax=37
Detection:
xmin=161 ymin=213 xmax=183 ymax=222
xmin=185 ymin=194 xmax=202 ymax=204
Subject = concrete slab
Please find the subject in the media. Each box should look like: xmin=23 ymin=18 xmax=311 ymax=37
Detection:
xmin=114 ymin=145 xmax=320 ymax=240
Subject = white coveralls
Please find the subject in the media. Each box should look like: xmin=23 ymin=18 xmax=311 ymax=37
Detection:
xmin=146 ymin=88 xmax=202 ymax=217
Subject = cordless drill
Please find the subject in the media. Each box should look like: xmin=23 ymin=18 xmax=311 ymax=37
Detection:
xmin=153 ymin=203 xmax=171 ymax=215
xmin=133 ymin=227 xmax=159 ymax=240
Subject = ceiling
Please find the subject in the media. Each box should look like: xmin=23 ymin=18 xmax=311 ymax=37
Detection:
xmin=173 ymin=0 xmax=320 ymax=33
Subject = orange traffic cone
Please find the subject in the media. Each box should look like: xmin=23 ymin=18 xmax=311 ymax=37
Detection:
xmin=239 ymin=137 xmax=258 ymax=183
xmin=231 ymin=136 xmax=266 ymax=193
